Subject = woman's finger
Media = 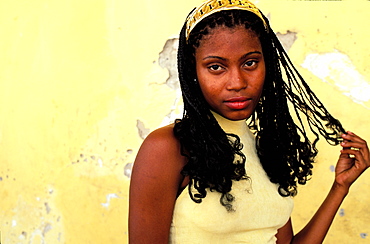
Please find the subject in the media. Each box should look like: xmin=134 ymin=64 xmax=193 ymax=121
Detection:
xmin=342 ymin=131 xmax=366 ymax=144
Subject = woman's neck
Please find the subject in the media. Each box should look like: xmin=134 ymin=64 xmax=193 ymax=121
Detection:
xmin=211 ymin=111 xmax=248 ymax=135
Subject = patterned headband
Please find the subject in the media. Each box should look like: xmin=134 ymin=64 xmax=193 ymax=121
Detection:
xmin=185 ymin=0 xmax=268 ymax=40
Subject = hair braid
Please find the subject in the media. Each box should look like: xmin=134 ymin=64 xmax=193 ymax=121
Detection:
xmin=175 ymin=14 xmax=249 ymax=211
xmin=175 ymin=10 xmax=345 ymax=209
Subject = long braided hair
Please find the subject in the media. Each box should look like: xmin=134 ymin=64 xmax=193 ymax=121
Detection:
xmin=174 ymin=9 xmax=345 ymax=210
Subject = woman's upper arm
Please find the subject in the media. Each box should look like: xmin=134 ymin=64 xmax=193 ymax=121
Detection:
xmin=128 ymin=126 xmax=186 ymax=244
xmin=276 ymin=218 xmax=294 ymax=244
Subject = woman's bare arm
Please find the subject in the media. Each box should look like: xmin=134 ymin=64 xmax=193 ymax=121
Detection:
xmin=276 ymin=132 xmax=369 ymax=244
xmin=128 ymin=125 xmax=187 ymax=244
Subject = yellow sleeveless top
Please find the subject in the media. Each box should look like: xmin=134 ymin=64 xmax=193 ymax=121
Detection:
xmin=169 ymin=112 xmax=293 ymax=243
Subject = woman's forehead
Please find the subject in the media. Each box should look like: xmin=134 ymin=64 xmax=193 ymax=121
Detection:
xmin=197 ymin=25 xmax=259 ymax=46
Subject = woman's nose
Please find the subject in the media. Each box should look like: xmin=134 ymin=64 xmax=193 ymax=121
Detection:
xmin=226 ymin=68 xmax=247 ymax=91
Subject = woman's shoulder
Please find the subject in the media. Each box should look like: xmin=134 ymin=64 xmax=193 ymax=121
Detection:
xmin=135 ymin=124 xmax=186 ymax=171
xmin=142 ymin=124 xmax=179 ymax=150
xmin=129 ymin=124 xmax=188 ymax=242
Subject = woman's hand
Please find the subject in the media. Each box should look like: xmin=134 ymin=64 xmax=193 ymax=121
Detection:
xmin=285 ymin=132 xmax=369 ymax=244
xmin=335 ymin=131 xmax=369 ymax=189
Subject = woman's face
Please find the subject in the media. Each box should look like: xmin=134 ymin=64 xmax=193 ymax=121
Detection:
xmin=195 ymin=25 xmax=265 ymax=121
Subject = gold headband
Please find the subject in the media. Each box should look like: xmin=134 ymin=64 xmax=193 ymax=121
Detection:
xmin=185 ymin=0 xmax=267 ymax=40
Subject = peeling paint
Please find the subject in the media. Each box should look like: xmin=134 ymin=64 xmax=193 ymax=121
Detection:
xmin=158 ymin=38 xmax=184 ymax=127
xmin=101 ymin=193 xmax=120 ymax=209
xmin=158 ymin=38 xmax=180 ymax=90
xmin=124 ymin=163 xmax=133 ymax=178
xmin=160 ymin=89 xmax=184 ymax=127
xmin=276 ymin=30 xmax=297 ymax=52
xmin=302 ymin=50 xmax=370 ymax=109
xmin=136 ymin=119 xmax=150 ymax=139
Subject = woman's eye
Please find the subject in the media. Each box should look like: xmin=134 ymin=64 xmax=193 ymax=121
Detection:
xmin=245 ymin=60 xmax=257 ymax=67
xmin=208 ymin=65 xmax=223 ymax=71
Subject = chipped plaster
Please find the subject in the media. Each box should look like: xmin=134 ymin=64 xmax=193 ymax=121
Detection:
xmin=302 ymin=50 xmax=370 ymax=109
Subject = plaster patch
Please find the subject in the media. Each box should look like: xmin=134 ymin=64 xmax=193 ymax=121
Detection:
xmin=160 ymin=89 xmax=183 ymax=127
xmin=158 ymin=38 xmax=180 ymax=90
xmin=136 ymin=120 xmax=150 ymax=139
xmin=276 ymin=31 xmax=297 ymax=52
xmin=101 ymin=193 xmax=120 ymax=208
xmin=158 ymin=38 xmax=184 ymax=127
xmin=124 ymin=163 xmax=133 ymax=178
xmin=302 ymin=50 xmax=370 ymax=109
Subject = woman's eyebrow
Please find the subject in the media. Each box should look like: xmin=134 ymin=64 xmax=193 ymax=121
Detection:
xmin=203 ymin=55 xmax=226 ymax=61
xmin=239 ymin=51 xmax=262 ymax=61
xmin=203 ymin=51 xmax=262 ymax=61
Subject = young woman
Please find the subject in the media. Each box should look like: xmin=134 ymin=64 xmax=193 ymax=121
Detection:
xmin=129 ymin=0 xmax=369 ymax=243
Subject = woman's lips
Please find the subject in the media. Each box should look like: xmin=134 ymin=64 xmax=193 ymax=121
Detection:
xmin=224 ymin=97 xmax=251 ymax=110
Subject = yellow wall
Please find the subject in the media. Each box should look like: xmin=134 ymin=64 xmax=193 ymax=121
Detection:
xmin=0 ymin=0 xmax=369 ymax=243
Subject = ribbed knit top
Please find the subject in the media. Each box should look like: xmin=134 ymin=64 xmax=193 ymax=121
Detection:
xmin=169 ymin=112 xmax=293 ymax=243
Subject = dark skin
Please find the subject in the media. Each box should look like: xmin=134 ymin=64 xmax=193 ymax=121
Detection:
xmin=129 ymin=124 xmax=188 ymax=243
xmin=128 ymin=25 xmax=370 ymax=243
